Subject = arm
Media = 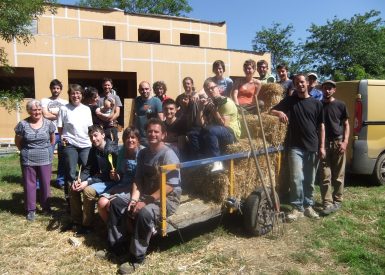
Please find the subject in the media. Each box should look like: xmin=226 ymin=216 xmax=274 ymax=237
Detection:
xmin=231 ymin=79 xmax=239 ymax=105
xmin=73 ymin=150 xmax=97 ymax=192
xmin=269 ymin=109 xmax=288 ymax=123
xmin=319 ymin=123 xmax=326 ymax=159
xmin=127 ymin=182 xmax=141 ymax=211
xmin=339 ymin=119 xmax=350 ymax=153
xmin=14 ymin=135 xmax=22 ymax=151
xmin=95 ymin=107 xmax=112 ymax=121
xmin=50 ymin=132 xmax=55 ymax=146
xmin=42 ymin=107 xmax=58 ymax=121
xmin=157 ymin=112 xmax=164 ymax=121
xmin=214 ymin=108 xmax=230 ymax=126
xmin=254 ymin=79 xmax=262 ymax=98
xmin=110 ymin=106 xmax=120 ymax=121
xmin=132 ymin=183 xmax=174 ymax=214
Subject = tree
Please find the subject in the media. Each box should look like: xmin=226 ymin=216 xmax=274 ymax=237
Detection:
xmin=304 ymin=10 xmax=385 ymax=81
xmin=0 ymin=0 xmax=56 ymax=110
xmin=77 ymin=0 xmax=192 ymax=16
xmin=252 ymin=23 xmax=296 ymax=72
xmin=0 ymin=0 xmax=56 ymax=67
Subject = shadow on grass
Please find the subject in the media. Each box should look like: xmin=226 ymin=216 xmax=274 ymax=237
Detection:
xmin=0 ymin=175 xmax=23 ymax=184
xmin=345 ymin=174 xmax=377 ymax=187
xmin=150 ymin=212 xmax=250 ymax=254
xmin=68 ymin=212 xmax=247 ymax=264
xmin=0 ymin=192 xmax=25 ymax=216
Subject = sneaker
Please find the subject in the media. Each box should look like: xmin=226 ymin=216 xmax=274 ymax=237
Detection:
xmin=286 ymin=209 xmax=304 ymax=222
xmin=320 ymin=204 xmax=337 ymax=216
xmin=304 ymin=206 xmax=320 ymax=219
xmin=26 ymin=210 xmax=36 ymax=222
xmin=333 ymin=202 xmax=342 ymax=211
xmin=118 ymin=262 xmax=143 ymax=274
xmin=211 ymin=161 xmax=224 ymax=172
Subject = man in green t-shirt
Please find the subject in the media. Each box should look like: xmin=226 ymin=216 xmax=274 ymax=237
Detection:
xmin=201 ymin=78 xmax=241 ymax=172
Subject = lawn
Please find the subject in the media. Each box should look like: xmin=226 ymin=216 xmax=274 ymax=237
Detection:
xmin=0 ymin=154 xmax=384 ymax=274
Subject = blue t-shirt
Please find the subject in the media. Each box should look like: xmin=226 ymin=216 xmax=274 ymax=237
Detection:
xmin=213 ymin=77 xmax=233 ymax=97
xmin=309 ymin=88 xmax=323 ymax=101
xmin=134 ymin=96 xmax=163 ymax=138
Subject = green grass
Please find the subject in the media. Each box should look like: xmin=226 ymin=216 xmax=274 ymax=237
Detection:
xmin=296 ymin=185 xmax=385 ymax=274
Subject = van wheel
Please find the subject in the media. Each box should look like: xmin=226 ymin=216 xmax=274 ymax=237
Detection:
xmin=243 ymin=187 xmax=276 ymax=236
xmin=372 ymin=153 xmax=385 ymax=185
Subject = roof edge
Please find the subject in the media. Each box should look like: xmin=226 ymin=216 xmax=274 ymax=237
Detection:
xmin=57 ymin=3 xmax=226 ymax=26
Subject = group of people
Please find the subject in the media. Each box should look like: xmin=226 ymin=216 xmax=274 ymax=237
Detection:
xmin=14 ymin=58 xmax=349 ymax=274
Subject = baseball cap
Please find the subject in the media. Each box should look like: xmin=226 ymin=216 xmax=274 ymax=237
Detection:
xmin=322 ymin=80 xmax=336 ymax=87
xmin=307 ymin=72 xmax=318 ymax=79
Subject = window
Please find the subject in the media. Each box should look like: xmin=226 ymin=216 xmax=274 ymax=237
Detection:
xmin=103 ymin=26 xmax=116 ymax=40
xmin=0 ymin=67 xmax=35 ymax=98
xmin=138 ymin=29 xmax=160 ymax=43
xmin=180 ymin=33 xmax=200 ymax=46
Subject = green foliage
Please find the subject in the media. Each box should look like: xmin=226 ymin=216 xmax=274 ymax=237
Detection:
xmin=304 ymin=10 xmax=385 ymax=80
xmin=252 ymin=23 xmax=295 ymax=72
xmin=0 ymin=0 xmax=57 ymax=67
xmin=76 ymin=0 xmax=192 ymax=16
xmin=0 ymin=89 xmax=24 ymax=113
xmin=288 ymin=42 xmax=314 ymax=75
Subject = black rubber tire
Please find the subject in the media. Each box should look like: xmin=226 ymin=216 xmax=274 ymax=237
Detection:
xmin=243 ymin=187 xmax=277 ymax=236
xmin=372 ymin=153 xmax=385 ymax=186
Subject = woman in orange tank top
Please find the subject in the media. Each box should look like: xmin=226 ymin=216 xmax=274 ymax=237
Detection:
xmin=231 ymin=59 xmax=262 ymax=113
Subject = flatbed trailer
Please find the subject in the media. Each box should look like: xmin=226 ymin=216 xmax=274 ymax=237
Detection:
xmin=158 ymin=146 xmax=283 ymax=237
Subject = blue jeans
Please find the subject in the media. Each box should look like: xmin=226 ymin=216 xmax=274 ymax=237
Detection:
xmin=203 ymin=125 xmax=235 ymax=157
xmin=187 ymin=127 xmax=204 ymax=160
xmin=288 ymin=148 xmax=318 ymax=211
xmin=63 ymin=144 xmax=90 ymax=197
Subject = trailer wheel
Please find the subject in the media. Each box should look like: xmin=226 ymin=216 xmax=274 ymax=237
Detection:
xmin=372 ymin=153 xmax=385 ymax=185
xmin=243 ymin=187 xmax=276 ymax=236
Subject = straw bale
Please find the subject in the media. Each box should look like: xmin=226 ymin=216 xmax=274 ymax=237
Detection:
xmin=259 ymin=113 xmax=287 ymax=147
xmin=240 ymin=113 xmax=287 ymax=147
xmin=258 ymin=83 xmax=284 ymax=111
xmin=181 ymin=139 xmax=282 ymax=203
xmin=225 ymin=140 xmax=281 ymax=200
xmin=182 ymin=166 xmax=229 ymax=203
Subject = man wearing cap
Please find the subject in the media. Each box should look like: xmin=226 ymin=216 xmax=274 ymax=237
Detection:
xmin=307 ymin=73 xmax=323 ymax=101
xmin=256 ymin=60 xmax=275 ymax=83
xmin=319 ymin=80 xmax=349 ymax=215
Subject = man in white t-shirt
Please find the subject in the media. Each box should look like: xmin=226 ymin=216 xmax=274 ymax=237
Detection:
xmin=41 ymin=79 xmax=68 ymax=189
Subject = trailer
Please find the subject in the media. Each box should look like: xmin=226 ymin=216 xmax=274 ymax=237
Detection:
xmin=158 ymin=146 xmax=283 ymax=238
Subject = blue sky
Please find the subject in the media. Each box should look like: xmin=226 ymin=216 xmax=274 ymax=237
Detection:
xmin=59 ymin=0 xmax=385 ymax=51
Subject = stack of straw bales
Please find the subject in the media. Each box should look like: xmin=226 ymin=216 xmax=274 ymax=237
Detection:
xmin=181 ymin=83 xmax=288 ymax=202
